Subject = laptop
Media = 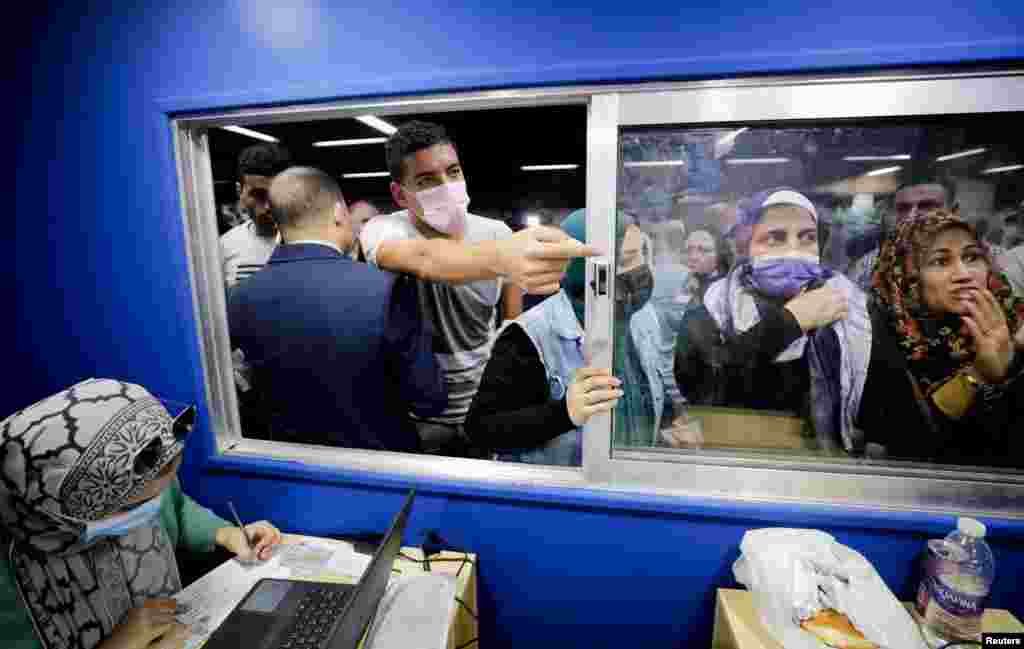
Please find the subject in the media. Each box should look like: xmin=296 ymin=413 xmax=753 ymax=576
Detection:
xmin=203 ymin=489 xmax=415 ymax=649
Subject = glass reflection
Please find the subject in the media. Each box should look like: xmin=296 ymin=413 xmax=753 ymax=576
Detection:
xmin=614 ymin=118 xmax=1024 ymax=467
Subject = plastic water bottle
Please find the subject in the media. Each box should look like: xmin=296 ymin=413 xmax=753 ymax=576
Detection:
xmin=916 ymin=517 xmax=996 ymax=648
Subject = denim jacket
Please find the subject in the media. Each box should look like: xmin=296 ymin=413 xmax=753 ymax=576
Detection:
xmin=498 ymin=291 xmax=667 ymax=466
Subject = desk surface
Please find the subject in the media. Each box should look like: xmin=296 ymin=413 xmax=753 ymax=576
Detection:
xmin=712 ymin=588 xmax=1023 ymax=649
xmin=175 ymin=534 xmax=477 ymax=649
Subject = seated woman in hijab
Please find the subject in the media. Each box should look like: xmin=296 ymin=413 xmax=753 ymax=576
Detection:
xmin=858 ymin=211 xmax=1024 ymax=466
xmin=672 ymin=188 xmax=872 ymax=453
xmin=465 ymin=209 xmax=678 ymax=465
xmin=1 ymin=379 xmax=283 ymax=649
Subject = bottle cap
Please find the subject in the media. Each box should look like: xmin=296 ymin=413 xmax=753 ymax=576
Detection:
xmin=957 ymin=517 xmax=986 ymax=538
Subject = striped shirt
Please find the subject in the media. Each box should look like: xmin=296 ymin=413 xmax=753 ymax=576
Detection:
xmin=220 ymin=220 xmax=280 ymax=288
xmin=361 ymin=210 xmax=513 ymax=426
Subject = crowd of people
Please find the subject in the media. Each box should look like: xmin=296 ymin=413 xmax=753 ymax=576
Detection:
xmin=210 ymin=121 xmax=1024 ymax=469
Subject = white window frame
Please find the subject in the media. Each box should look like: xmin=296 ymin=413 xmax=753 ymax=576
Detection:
xmin=172 ymin=68 xmax=1024 ymax=517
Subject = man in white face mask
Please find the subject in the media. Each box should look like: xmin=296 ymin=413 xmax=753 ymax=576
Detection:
xmin=360 ymin=121 xmax=598 ymax=456
xmin=364 ymin=122 xmax=581 ymax=454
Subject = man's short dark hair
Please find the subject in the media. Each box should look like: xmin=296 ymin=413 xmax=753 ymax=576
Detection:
xmin=385 ymin=121 xmax=455 ymax=183
xmin=269 ymin=167 xmax=344 ymax=230
xmin=238 ymin=143 xmax=292 ymax=181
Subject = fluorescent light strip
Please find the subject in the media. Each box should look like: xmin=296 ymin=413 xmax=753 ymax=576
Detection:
xmin=716 ymin=127 xmax=748 ymax=145
xmin=313 ymin=137 xmax=388 ymax=147
xmin=624 ymin=160 xmax=684 ymax=168
xmin=936 ymin=147 xmax=988 ymax=162
xmin=865 ymin=165 xmax=903 ymax=177
xmin=723 ymin=157 xmax=791 ymax=165
xmin=220 ymin=126 xmax=279 ymax=143
xmin=521 ymin=164 xmax=579 ymax=171
xmin=342 ymin=172 xmax=390 ymax=179
xmin=981 ymin=164 xmax=1024 ymax=174
xmin=843 ymin=154 xmax=911 ymax=161
xmin=356 ymin=115 xmax=397 ymax=135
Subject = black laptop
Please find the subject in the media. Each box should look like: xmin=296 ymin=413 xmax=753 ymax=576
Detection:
xmin=203 ymin=490 xmax=415 ymax=649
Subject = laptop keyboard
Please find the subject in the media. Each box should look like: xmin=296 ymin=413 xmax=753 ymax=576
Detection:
xmin=277 ymin=586 xmax=350 ymax=649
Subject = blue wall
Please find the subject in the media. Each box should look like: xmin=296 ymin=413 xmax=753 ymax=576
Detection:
xmin=12 ymin=2 xmax=1024 ymax=647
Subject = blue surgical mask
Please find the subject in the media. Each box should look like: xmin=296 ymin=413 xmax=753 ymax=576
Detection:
xmin=81 ymin=495 xmax=163 ymax=544
xmin=748 ymin=253 xmax=833 ymax=298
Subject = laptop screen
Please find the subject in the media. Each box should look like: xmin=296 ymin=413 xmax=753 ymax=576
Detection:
xmin=327 ymin=489 xmax=415 ymax=649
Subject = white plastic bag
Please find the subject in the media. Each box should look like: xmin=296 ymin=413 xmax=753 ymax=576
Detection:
xmin=732 ymin=528 xmax=928 ymax=649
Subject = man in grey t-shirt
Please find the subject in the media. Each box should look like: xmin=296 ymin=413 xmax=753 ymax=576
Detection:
xmin=361 ymin=121 xmax=597 ymax=455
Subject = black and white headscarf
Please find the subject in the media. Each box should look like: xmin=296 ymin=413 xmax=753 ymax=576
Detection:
xmin=0 ymin=379 xmax=193 ymax=649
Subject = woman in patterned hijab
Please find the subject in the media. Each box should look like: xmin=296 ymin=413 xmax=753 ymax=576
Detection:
xmin=858 ymin=210 xmax=1024 ymax=464
xmin=0 ymin=379 xmax=282 ymax=649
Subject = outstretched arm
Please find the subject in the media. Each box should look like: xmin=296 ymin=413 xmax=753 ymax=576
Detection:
xmin=367 ymin=225 xmax=599 ymax=294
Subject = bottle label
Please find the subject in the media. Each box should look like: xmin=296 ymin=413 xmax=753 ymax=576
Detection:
xmin=920 ymin=574 xmax=987 ymax=639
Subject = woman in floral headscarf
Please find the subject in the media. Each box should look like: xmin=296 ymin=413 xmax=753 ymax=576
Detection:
xmin=0 ymin=379 xmax=282 ymax=649
xmin=858 ymin=211 xmax=1024 ymax=465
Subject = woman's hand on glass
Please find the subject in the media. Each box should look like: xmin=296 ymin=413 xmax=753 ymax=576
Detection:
xmin=99 ymin=599 xmax=187 ymax=649
xmin=962 ymin=288 xmax=1013 ymax=383
xmin=784 ymin=286 xmax=848 ymax=332
xmin=566 ymin=367 xmax=623 ymax=427
xmin=215 ymin=520 xmax=283 ymax=562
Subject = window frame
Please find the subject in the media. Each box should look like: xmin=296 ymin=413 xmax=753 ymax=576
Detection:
xmin=172 ymin=68 xmax=1024 ymax=517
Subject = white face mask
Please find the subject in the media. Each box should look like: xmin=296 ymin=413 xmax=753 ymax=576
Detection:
xmin=412 ymin=181 xmax=469 ymax=237
xmin=80 ymin=495 xmax=163 ymax=544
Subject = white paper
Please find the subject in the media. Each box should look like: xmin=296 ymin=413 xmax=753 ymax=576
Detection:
xmin=323 ymin=541 xmax=374 ymax=578
xmin=362 ymin=575 xmax=457 ymax=649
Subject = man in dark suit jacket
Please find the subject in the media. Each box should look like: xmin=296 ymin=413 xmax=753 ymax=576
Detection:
xmin=227 ymin=166 xmax=445 ymax=452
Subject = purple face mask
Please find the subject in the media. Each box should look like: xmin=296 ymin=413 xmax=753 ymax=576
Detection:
xmin=748 ymin=254 xmax=833 ymax=298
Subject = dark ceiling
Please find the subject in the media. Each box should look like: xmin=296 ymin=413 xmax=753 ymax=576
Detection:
xmin=208 ymin=105 xmax=588 ymax=225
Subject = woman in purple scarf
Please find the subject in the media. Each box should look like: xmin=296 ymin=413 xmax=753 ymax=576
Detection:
xmin=672 ymin=188 xmax=872 ymax=453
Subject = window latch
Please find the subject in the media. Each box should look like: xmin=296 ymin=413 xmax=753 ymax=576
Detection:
xmin=589 ymin=257 xmax=609 ymax=296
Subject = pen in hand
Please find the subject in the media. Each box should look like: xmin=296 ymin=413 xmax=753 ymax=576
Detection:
xmin=227 ymin=501 xmax=254 ymax=559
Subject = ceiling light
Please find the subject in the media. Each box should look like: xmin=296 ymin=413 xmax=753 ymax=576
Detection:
xmin=843 ymin=155 xmax=911 ymax=162
xmin=355 ymin=115 xmax=397 ymax=135
xmin=313 ymin=137 xmax=388 ymax=147
xmin=723 ymin=157 xmax=791 ymax=165
xmin=342 ymin=172 xmax=390 ymax=179
xmin=865 ymin=165 xmax=902 ymax=177
xmin=525 ymin=214 xmax=541 ymax=227
xmin=716 ymin=127 xmax=748 ymax=145
xmin=936 ymin=147 xmax=987 ymax=162
xmin=220 ymin=126 xmax=279 ymax=143
xmin=624 ymin=160 xmax=684 ymax=168
xmin=981 ymin=164 xmax=1024 ymax=174
xmin=521 ymin=164 xmax=579 ymax=171
xmin=714 ymin=128 xmax=748 ymax=157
